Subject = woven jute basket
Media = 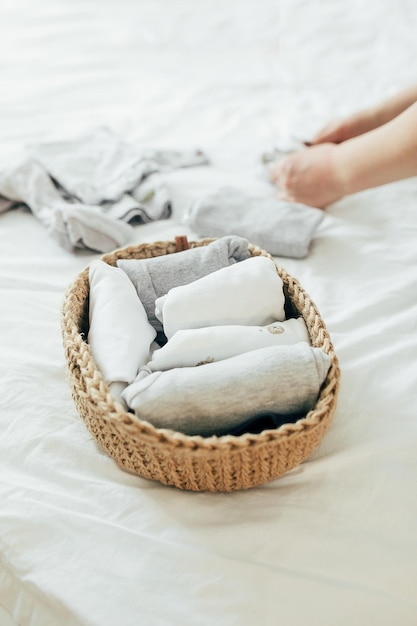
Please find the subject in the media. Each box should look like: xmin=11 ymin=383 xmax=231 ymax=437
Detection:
xmin=61 ymin=237 xmax=340 ymax=492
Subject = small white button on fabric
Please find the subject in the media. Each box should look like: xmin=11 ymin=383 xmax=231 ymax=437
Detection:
xmin=267 ymin=323 xmax=285 ymax=335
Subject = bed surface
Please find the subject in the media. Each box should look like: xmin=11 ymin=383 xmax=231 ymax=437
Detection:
xmin=1 ymin=1 xmax=417 ymax=625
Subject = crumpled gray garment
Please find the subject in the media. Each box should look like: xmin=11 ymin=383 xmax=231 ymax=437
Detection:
xmin=184 ymin=186 xmax=324 ymax=258
xmin=0 ymin=127 xmax=209 ymax=253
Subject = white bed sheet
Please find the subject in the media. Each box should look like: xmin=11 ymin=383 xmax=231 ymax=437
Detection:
xmin=1 ymin=1 xmax=417 ymax=625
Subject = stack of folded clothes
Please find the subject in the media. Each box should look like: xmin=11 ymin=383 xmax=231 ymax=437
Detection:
xmin=87 ymin=236 xmax=330 ymax=437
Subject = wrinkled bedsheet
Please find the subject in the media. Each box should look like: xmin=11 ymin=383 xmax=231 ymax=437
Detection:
xmin=1 ymin=1 xmax=417 ymax=625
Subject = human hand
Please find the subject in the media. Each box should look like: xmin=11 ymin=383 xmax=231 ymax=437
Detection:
xmin=311 ymin=120 xmax=351 ymax=144
xmin=268 ymin=143 xmax=347 ymax=209
xmin=311 ymin=108 xmax=383 ymax=145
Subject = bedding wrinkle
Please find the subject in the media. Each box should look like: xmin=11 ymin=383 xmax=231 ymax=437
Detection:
xmin=193 ymin=487 xmax=417 ymax=606
xmin=0 ymin=279 xmax=68 ymax=292
xmin=195 ymin=543 xmax=417 ymax=612
xmin=0 ymin=552 xmax=83 ymax=626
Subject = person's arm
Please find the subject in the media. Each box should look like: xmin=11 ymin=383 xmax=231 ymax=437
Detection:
xmin=311 ymin=83 xmax=417 ymax=144
xmin=337 ymin=101 xmax=417 ymax=193
xmin=269 ymin=101 xmax=417 ymax=208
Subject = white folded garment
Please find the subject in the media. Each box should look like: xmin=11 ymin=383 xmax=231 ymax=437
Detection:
xmin=122 ymin=343 xmax=331 ymax=437
xmin=88 ymin=261 xmax=156 ymax=402
xmin=147 ymin=317 xmax=310 ymax=371
xmin=117 ymin=236 xmax=250 ymax=331
xmin=155 ymin=255 xmax=286 ymax=339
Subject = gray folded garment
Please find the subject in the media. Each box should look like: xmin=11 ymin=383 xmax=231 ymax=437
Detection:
xmin=122 ymin=343 xmax=331 ymax=437
xmin=117 ymin=235 xmax=250 ymax=330
xmin=185 ymin=186 xmax=324 ymax=258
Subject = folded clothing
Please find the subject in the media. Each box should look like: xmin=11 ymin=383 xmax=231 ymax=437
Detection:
xmin=88 ymin=260 xmax=156 ymax=403
xmin=122 ymin=343 xmax=331 ymax=437
xmin=185 ymin=186 xmax=324 ymax=258
xmin=146 ymin=317 xmax=310 ymax=371
xmin=155 ymin=255 xmax=286 ymax=340
xmin=117 ymin=236 xmax=250 ymax=331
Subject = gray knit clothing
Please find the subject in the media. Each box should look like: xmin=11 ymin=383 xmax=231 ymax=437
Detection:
xmin=185 ymin=186 xmax=324 ymax=258
xmin=122 ymin=343 xmax=331 ymax=437
xmin=0 ymin=128 xmax=209 ymax=252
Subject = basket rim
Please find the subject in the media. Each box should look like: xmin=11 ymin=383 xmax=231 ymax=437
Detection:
xmin=61 ymin=238 xmax=340 ymax=454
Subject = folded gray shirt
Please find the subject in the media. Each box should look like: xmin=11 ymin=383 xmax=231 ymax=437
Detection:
xmin=185 ymin=186 xmax=324 ymax=258
xmin=117 ymin=235 xmax=250 ymax=330
xmin=122 ymin=343 xmax=331 ymax=437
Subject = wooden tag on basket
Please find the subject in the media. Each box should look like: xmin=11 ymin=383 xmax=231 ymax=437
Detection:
xmin=175 ymin=235 xmax=190 ymax=252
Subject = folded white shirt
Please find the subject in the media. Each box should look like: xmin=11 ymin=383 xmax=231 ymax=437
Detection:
xmin=155 ymin=256 xmax=286 ymax=339
xmin=88 ymin=261 xmax=156 ymax=397
xmin=147 ymin=317 xmax=310 ymax=371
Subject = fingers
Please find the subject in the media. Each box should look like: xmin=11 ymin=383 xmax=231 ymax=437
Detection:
xmin=267 ymin=142 xmax=342 ymax=209
xmin=310 ymin=121 xmax=346 ymax=145
xmin=268 ymin=160 xmax=284 ymax=185
xmin=310 ymin=129 xmax=337 ymax=145
xmin=268 ymin=163 xmax=293 ymax=200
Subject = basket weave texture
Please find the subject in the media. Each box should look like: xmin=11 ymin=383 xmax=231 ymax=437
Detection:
xmin=61 ymin=238 xmax=340 ymax=492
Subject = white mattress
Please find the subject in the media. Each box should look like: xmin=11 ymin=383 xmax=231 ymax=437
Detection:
xmin=1 ymin=1 xmax=417 ymax=625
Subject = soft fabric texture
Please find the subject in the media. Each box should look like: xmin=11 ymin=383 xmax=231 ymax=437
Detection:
xmin=52 ymin=201 xmax=134 ymax=254
xmin=3 ymin=2 xmax=417 ymax=625
xmin=117 ymin=236 xmax=251 ymax=331
xmin=122 ymin=343 xmax=331 ymax=436
xmin=88 ymin=260 xmax=156 ymax=390
xmin=30 ymin=128 xmax=208 ymax=206
xmin=108 ymin=381 xmax=129 ymax=406
xmin=185 ymin=186 xmax=324 ymax=258
xmin=147 ymin=317 xmax=310 ymax=371
xmin=155 ymin=255 xmax=286 ymax=339
xmin=3 ymin=1 xmax=417 ymax=624
xmin=0 ymin=158 xmax=134 ymax=253
xmin=0 ymin=128 xmax=208 ymax=252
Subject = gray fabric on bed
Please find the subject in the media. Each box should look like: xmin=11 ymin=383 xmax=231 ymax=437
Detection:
xmin=0 ymin=127 xmax=209 ymax=252
xmin=185 ymin=186 xmax=324 ymax=258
